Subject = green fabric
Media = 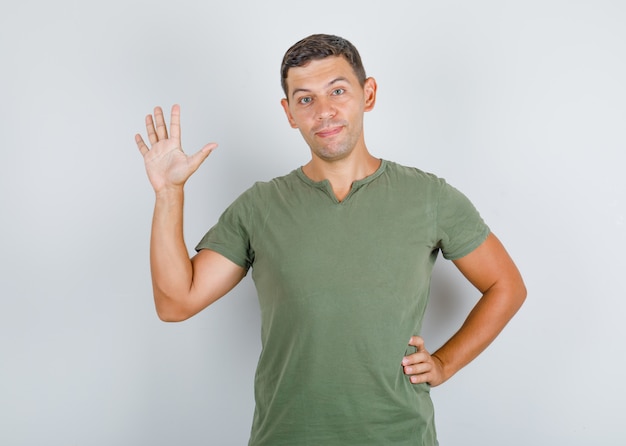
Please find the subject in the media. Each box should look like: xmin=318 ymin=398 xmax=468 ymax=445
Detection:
xmin=196 ymin=160 xmax=490 ymax=445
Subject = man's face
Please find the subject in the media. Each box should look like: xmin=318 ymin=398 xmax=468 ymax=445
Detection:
xmin=281 ymin=56 xmax=376 ymax=162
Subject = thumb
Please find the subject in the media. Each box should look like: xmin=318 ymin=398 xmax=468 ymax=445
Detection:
xmin=408 ymin=336 xmax=425 ymax=351
xmin=188 ymin=142 xmax=218 ymax=170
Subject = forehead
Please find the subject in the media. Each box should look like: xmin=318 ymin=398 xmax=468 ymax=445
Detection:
xmin=285 ymin=56 xmax=358 ymax=95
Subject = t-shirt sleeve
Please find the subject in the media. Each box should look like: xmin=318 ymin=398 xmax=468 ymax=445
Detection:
xmin=194 ymin=193 xmax=255 ymax=270
xmin=436 ymin=180 xmax=490 ymax=260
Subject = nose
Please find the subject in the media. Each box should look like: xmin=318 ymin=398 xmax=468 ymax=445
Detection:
xmin=314 ymin=97 xmax=336 ymax=120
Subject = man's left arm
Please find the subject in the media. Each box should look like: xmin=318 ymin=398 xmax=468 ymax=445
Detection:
xmin=402 ymin=232 xmax=527 ymax=386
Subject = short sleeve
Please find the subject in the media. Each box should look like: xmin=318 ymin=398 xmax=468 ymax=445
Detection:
xmin=436 ymin=181 xmax=490 ymax=260
xmin=195 ymin=193 xmax=255 ymax=270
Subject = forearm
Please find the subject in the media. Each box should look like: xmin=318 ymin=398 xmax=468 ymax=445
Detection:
xmin=149 ymin=187 xmax=194 ymax=319
xmin=432 ymin=282 xmax=526 ymax=383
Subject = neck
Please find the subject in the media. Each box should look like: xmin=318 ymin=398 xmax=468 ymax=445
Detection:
xmin=302 ymin=149 xmax=381 ymax=202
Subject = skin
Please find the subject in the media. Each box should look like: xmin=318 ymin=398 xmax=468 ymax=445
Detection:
xmin=135 ymin=106 xmax=247 ymax=322
xmin=403 ymin=233 xmax=526 ymax=386
xmin=135 ymin=55 xmax=526 ymax=387
xmin=280 ymin=56 xmax=380 ymax=201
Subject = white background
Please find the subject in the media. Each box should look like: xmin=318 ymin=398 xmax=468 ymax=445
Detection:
xmin=1 ymin=1 xmax=624 ymax=444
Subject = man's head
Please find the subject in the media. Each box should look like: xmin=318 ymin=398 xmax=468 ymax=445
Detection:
xmin=279 ymin=34 xmax=377 ymax=164
xmin=280 ymin=34 xmax=366 ymax=99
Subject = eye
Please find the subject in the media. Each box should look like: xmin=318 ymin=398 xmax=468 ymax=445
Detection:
xmin=332 ymin=88 xmax=345 ymax=96
xmin=298 ymin=96 xmax=312 ymax=105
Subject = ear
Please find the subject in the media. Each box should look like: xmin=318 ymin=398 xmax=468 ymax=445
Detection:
xmin=363 ymin=77 xmax=377 ymax=112
xmin=280 ymin=98 xmax=298 ymax=128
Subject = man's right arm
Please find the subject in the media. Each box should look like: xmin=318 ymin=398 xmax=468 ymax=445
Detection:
xmin=136 ymin=105 xmax=246 ymax=321
xmin=149 ymin=188 xmax=246 ymax=321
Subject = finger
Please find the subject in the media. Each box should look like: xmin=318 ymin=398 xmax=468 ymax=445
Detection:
xmin=145 ymin=114 xmax=158 ymax=145
xmin=170 ymin=104 xmax=181 ymax=141
xmin=135 ymin=134 xmax=149 ymax=156
xmin=403 ymin=358 xmax=433 ymax=384
xmin=402 ymin=350 xmax=430 ymax=368
xmin=408 ymin=336 xmax=425 ymax=351
xmin=403 ymin=350 xmax=428 ymax=362
xmin=403 ymin=361 xmax=431 ymax=377
xmin=154 ymin=106 xmax=168 ymax=140
xmin=402 ymin=336 xmax=429 ymax=366
xmin=409 ymin=373 xmax=431 ymax=385
xmin=187 ymin=143 xmax=218 ymax=171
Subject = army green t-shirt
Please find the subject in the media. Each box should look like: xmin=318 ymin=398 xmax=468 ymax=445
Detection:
xmin=196 ymin=160 xmax=490 ymax=446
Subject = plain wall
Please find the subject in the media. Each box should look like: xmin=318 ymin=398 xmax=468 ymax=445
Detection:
xmin=1 ymin=1 xmax=625 ymax=444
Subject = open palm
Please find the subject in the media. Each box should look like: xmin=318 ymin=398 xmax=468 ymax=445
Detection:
xmin=135 ymin=105 xmax=216 ymax=193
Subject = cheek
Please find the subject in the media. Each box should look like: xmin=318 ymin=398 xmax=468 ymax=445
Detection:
xmin=290 ymin=109 xmax=315 ymax=128
xmin=285 ymin=109 xmax=301 ymax=128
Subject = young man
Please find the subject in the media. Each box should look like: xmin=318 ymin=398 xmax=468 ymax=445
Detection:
xmin=135 ymin=34 xmax=526 ymax=445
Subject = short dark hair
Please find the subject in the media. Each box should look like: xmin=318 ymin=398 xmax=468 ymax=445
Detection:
xmin=280 ymin=34 xmax=367 ymax=97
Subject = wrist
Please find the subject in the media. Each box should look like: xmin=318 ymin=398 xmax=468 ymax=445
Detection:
xmin=430 ymin=352 xmax=452 ymax=384
xmin=154 ymin=185 xmax=184 ymax=200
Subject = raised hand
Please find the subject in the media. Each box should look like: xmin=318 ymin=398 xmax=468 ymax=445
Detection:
xmin=135 ymin=104 xmax=217 ymax=193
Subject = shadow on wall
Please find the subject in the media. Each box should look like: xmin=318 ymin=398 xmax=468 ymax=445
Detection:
xmin=421 ymin=259 xmax=479 ymax=351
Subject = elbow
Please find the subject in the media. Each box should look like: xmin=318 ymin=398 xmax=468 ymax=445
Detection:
xmin=512 ymin=277 xmax=528 ymax=312
xmin=493 ymin=275 xmax=527 ymax=318
xmin=153 ymin=292 xmax=195 ymax=322
xmin=520 ymin=282 xmax=528 ymax=302
xmin=155 ymin=308 xmax=189 ymax=323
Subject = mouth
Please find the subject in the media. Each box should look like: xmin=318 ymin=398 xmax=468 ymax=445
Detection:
xmin=314 ymin=125 xmax=343 ymax=138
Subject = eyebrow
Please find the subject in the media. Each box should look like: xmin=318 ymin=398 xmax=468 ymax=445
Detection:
xmin=291 ymin=77 xmax=350 ymax=99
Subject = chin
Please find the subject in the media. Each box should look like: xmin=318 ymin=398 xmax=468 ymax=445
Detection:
xmin=313 ymin=144 xmax=353 ymax=161
xmin=315 ymin=150 xmax=352 ymax=162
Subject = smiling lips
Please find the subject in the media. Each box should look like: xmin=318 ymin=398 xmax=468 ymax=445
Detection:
xmin=315 ymin=125 xmax=343 ymax=138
